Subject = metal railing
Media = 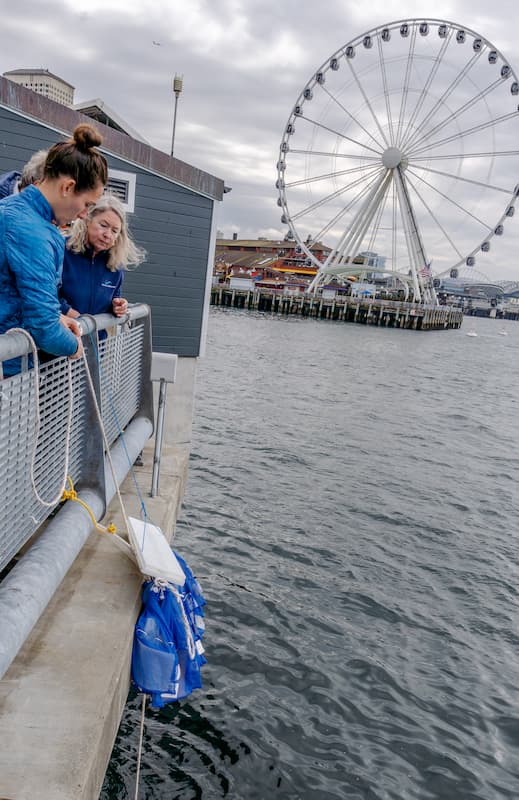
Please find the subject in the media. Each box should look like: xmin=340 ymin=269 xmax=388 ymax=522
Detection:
xmin=0 ymin=305 xmax=153 ymax=576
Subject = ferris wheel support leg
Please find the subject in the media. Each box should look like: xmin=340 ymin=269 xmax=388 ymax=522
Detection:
xmin=308 ymin=172 xmax=390 ymax=293
xmin=422 ymin=285 xmax=436 ymax=304
xmin=325 ymin=172 xmax=391 ymax=276
xmin=307 ymin=271 xmax=325 ymax=295
xmin=323 ymin=171 xmax=389 ymax=272
xmin=394 ymin=167 xmax=433 ymax=304
xmin=338 ymin=174 xmax=392 ymax=268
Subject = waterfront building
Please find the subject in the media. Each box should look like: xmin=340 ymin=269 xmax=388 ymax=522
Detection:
xmin=357 ymin=250 xmax=387 ymax=281
xmin=215 ymin=236 xmax=332 ymax=285
xmin=215 ymin=240 xmax=396 ymax=296
xmin=0 ymin=75 xmax=224 ymax=356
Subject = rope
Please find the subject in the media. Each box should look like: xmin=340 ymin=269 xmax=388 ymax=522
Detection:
xmin=62 ymin=476 xmax=117 ymax=534
xmin=79 ymin=341 xmax=133 ymax=536
xmin=88 ymin=332 xmax=150 ymax=524
xmin=7 ymin=328 xmax=73 ymax=507
xmin=8 ymin=325 xmax=159 ymax=799
xmin=7 ymin=325 xmax=146 ymax=547
xmin=85 ymin=331 xmax=154 ymax=560
xmin=156 ymin=579 xmax=196 ymax=660
xmin=79 ymin=333 xmax=156 ymax=560
xmin=133 ymin=692 xmax=147 ymax=800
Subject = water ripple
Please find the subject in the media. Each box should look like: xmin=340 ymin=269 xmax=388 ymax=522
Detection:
xmin=103 ymin=312 xmax=519 ymax=800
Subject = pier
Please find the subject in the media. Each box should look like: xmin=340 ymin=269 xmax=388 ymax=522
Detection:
xmin=0 ymin=311 xmax=195 ymax=799
xmin=211 ymin=287 xmax=463 ymax=330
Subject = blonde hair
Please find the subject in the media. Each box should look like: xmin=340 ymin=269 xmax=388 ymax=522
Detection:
xmin=66 ymin=193 xmax=146 ymax=271
xmin=19 ymin=149 xmax=48 ymax=190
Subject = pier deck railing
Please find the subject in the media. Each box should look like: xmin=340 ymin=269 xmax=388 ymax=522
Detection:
xmin=0 ymin=305 xmax=154 ymax=677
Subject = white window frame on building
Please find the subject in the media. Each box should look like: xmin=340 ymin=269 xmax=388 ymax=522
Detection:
xmin=106 ymin=168 xmax=136 ymax=213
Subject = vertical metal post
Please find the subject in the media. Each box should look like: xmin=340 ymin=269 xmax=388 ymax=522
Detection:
xmin=170 ymin=74 xmax=183 ymax=158
xmin=149 ymin=352 xmax=177 ymax=498
xmin=135 ymin=307 xmax=155 ymax=430
xmin=151 ymin=378 xmax=167 ymax=497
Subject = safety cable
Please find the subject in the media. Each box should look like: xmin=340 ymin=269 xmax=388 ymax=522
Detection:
xmin=7 ymin=328 xmax=73 ymax=508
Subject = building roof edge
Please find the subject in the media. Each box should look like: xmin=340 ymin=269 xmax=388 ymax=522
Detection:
xmin=0 ymin=76 xmax=224 ymax=201
xmin=4 ymin=68 xmax=75 ymax=90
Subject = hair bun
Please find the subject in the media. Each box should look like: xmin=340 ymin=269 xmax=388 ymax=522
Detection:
xmin=72 ymin=123 xmax=103 ymax=152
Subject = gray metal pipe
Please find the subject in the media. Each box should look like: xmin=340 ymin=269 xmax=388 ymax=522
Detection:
xmin=0 ymin=304 xmax=149 ymax=362
xmin=0 ymin=415 xmax=152 ymax=679
xmin=0 ymin=331 xmax=32 ymax=361
xmin=151 ymin=378 xmax=167 ymax=497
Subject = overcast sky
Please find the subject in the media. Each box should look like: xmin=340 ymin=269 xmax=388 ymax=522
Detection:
xmin=2 ymin=0 xmax=519 ymax=280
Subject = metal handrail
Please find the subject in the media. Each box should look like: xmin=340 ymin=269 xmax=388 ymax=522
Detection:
xmin=0 ymin=305 xmax=153 ymax=576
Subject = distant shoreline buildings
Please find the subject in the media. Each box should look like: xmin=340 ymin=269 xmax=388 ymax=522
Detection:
xmin=215 ymin=236 xmax=519 ymax=310
xmin=215 ymin=236 xmax=387 ymax=290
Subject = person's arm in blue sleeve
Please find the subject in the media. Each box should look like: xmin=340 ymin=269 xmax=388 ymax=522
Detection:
xmin=58 ymin=292 xmax=71 ymax=316
xmin=6 ymin=227 xmax=79 ymax=356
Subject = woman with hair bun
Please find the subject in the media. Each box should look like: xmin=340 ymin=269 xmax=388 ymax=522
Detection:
xmin=59 ymin=193 xmax=146 ymax=322
xmin=0 ymin=123 xmax=108 ymax=376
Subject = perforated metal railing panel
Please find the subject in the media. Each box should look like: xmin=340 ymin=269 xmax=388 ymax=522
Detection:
xmin=0 ymin=357 xmax=85 ymax=572
xmin=0 ymin=309 xmax=150 ymax=575
xmin=98 ymin=324 xmax=144 ymax=447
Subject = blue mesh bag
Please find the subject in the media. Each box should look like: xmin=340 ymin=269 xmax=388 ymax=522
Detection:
xmin=131 ymin=553 xmax=207 ymax=708
xmin=131 ymin=582 xmax=180 ymax=702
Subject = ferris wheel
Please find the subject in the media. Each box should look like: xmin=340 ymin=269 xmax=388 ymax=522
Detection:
xmin=276 ymin=19 xmax=519 ymax=301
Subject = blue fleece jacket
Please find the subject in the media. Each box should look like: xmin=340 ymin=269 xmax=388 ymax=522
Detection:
xmin=59 ymin=246 xmax=123 ymax=316
xmin=0 ymin=186 xmax=79 ymax=376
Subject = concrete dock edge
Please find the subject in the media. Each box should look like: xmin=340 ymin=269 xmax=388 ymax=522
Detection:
xmin=0 ymin=357 xmax=197 ymax=800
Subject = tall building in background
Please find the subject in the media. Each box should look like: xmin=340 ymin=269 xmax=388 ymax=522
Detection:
xmin=3 ymin=68 xmax=74 ymax=105
xmin=3 ymin=68 xmax=146 ymax=142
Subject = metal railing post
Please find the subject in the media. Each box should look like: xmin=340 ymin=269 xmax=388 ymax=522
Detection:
xmin=150 ymin=352 xmax=178 ymax=497
xmin=135 ymin=305 xmax=155 ymax=429
xmin=151 ymin=378 xmax=167 ymax=497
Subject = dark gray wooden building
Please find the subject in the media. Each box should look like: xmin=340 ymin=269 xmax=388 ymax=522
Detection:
xmin=0 ymin=76 xmax=224 ymax=356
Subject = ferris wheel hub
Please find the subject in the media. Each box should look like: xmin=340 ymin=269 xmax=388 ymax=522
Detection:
xmin=382 ymin=146 xmax=404 ymax=169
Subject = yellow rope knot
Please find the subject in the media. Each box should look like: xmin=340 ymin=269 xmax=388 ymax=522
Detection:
xmin=62 ymin=476 xmax=78 ymax=502
xmin=61 ymin=476 xmax=117 ymax=535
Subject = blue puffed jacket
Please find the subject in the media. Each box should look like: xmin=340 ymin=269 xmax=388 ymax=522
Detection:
xmin=0 ymin=186 xmax=79 ymax=376
xmin=59 ymin=246 xmax=123 ymax=316
xmin=0 ymin=170 xmax=20 ymax=199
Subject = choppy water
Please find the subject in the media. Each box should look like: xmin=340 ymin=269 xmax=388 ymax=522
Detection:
xmin=102 ymin=310 xmax=519 ymax=800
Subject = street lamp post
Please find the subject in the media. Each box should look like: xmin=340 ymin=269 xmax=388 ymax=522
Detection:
xmin=170 ymin=74 xmax=183 ymax=158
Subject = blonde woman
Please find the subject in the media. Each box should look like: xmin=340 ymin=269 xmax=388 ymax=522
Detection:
xmin=59 ymin=193 xmax=145 ymax=320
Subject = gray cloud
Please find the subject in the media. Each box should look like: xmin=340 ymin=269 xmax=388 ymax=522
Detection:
xmin=1 ymin=0 xmax=519 ymax=278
